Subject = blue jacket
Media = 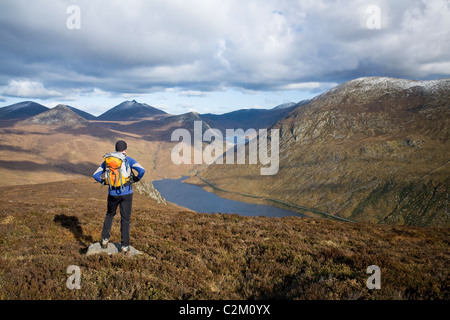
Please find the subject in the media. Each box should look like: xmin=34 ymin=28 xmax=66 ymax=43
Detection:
xmin=93 ymin=154 xmax=145 ymax=196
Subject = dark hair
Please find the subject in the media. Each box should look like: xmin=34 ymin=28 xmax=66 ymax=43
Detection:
xmin=115 ymin=140 xmax=127 ymax=152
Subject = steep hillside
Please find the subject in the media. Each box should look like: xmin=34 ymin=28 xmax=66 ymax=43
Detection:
xmin=66 ymin=105 xmax=97 ymax=120
xmin=0 ymin=179 xmax=448 ymax=299
xmin=195 ymin=77 xmax=450 ymax=226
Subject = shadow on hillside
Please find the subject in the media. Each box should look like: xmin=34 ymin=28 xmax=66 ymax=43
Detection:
xmin=0 ymin=128 xmax=49 ymax=135
xmin=54 ymin=214 xmax=93 ymax=252
xmin=0 ymin=144 xmax=31 ymax=153
xmin=0 ymin=119 xmax=23 ymax=128
xmin=0 ymin=159 xmax=98 ymax=176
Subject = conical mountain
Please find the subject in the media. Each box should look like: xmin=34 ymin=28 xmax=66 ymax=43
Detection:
xmin=22 ymin=104 xmax=88 ymax=125
xmin=97 ymin=100 xmax=167 ymax=121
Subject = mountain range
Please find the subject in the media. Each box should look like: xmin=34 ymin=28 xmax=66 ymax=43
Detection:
xmin=0 ymin=77 xmax=448 ymax=227
xmin=0 ymin=97 xmax=299 ymax=190
xmin=0 ymin=99 xmax=298 ymax=132
xmin=0 ymin=77 xmax=449 ymax=302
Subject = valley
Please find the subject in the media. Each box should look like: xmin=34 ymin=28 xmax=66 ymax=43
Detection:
xmin=195 ymin=77 xmax=450 ymax=227
xmin=0 ymin=77 xmax=448 ymax=227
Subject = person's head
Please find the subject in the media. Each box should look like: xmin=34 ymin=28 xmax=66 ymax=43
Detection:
xmin=115 ymin=140 xmax=127 ymax=153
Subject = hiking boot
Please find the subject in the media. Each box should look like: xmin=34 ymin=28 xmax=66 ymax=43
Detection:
xmin=121 ymin=245 xmax=130 ymax=256
xmin=101 ymin=238 xmax=109 ymax=249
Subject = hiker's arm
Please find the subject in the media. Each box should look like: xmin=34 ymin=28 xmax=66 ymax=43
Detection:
xmin=93 ymin=162 xmax=106 ymax=183
xmin=131 ymin=161 xmax=145 ymax=181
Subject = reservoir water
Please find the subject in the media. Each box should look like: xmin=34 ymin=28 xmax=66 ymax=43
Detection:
xmin=152 ymin=177 xmax=306 ymax=218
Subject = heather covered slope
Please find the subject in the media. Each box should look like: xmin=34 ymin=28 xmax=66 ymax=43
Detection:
xmin=0 ymin=179 xmax=448 ymax=299
xmin=197 ymin=77 xmax=450 ymax=226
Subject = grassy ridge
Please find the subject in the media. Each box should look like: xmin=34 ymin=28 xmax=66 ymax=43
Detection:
xmin=0 ymin=179 xmax=448 ymax=299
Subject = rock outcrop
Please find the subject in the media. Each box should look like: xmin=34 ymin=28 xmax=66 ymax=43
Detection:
xmin=86 ymin=242 xmax=143 ymax=257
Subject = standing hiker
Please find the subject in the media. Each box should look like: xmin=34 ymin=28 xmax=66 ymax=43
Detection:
xmin=92 ymin=140 xmax=145 ymax=255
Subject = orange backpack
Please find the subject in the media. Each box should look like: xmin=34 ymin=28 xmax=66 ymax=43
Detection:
xmin=104 ymin=152 xmax=131 ymax=189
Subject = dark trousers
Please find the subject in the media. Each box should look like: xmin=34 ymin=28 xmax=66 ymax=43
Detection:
xmin=101 ymin=194 xmax=133 ymax=246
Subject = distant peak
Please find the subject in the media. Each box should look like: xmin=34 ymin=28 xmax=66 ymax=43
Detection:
xmin=22 ymin=103 xmax=87 ymax=126
xmin=97 ymin=99 xmax=167 ymax=120
xmin=273 ymin=102 xmax=296 ymax=110
xmin=118 ymin=100 xmax=141 ymax=109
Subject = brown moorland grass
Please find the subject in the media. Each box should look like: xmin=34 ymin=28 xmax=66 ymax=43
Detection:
xmin=0 ymin=179 xmax=448 ymax=300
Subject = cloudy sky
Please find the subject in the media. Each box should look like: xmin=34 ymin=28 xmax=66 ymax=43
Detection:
xmin=0 ymin=0 xmax=449 ymax=115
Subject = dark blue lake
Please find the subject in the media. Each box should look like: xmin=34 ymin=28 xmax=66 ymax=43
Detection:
xmin=152 ymin=177 xmax=306 ymax=218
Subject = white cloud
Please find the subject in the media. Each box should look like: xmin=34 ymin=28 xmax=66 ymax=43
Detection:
xmin=0 ymin=80 xmax=62 ymax=99
xmin=278 ymin=82 xmax=338 ymax=91
xmin=0 ymin=0 xmax=448 ymax=110
xmin=215 ymin=39 xmax=231 ymax=69
xmin=419 ymin=62 xmax=450 ymax=75
xmin=179 ymin=90 xmax=209 ymax=97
